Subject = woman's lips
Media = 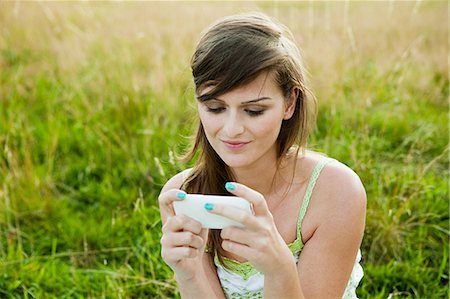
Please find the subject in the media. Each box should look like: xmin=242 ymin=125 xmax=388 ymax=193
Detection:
xmin=222 ymin=140 xmax=250 ymax=149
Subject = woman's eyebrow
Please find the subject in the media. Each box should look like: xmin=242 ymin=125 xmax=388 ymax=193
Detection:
xmin=242 ymin=97 xmax=272 ymax=104
xmin=209 ymin=97 xmax=272 ymax=104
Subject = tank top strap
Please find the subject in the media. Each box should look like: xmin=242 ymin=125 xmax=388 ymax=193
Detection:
xmin=296 ymin=158 xmax=334 ymax=239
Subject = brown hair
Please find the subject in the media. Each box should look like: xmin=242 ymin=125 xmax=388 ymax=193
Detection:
xmin=181 ymin=12 xmax=316 ymax=267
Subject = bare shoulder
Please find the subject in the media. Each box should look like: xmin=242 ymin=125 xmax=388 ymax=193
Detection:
xmin=322 ymin=159 xmax=366 ymax=205
xmin=160 ymin=169 xmax=190 ymax=194
xmin=299 ymin=152 xmax=367 ymax=249
xmin=313 ymin=157 xmax=367 ymax=221
xmin=300 ymin=150 xmax=366 ymax=215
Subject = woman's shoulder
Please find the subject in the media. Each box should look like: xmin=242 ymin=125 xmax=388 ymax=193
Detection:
xmin=301 ymin=150 xmax=366 ymax=207
xmin=160 ymin=168 xmax=193 ymax=193
xmin=300 ymin=151 xmax=366 ymax=243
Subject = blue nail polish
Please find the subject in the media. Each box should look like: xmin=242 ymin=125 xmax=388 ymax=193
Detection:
xmin=225 ymin=182 xmax=236 ymax=190
xmin=204 ymin=203 xmax=214 ymax=211
xmin=176 ymin=191 xmax=186 ymax=199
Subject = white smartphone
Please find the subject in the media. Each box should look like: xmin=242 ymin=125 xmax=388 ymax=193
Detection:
xmin=173 ymin=194 xmax=252 ymax=229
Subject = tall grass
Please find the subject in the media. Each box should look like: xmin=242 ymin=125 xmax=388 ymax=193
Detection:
xmin=0 ymin=1 xmax=448 ymax=298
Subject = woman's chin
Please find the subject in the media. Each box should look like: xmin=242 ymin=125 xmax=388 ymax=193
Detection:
xmin=221 ymin=157 xmax=254 ymax=169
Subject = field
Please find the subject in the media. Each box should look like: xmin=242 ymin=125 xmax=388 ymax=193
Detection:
xmin=0 ymin=1 xmax=448 ymax=298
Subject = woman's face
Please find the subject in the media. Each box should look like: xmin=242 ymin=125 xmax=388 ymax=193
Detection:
xmin=197 ymin=72 xmax=295 ymax=169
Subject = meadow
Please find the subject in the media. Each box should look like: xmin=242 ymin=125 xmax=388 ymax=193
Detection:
xmin=0 ymin=1 xmax=448 ymax=298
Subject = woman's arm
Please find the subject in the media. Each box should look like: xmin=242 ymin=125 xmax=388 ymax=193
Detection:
xmin=158 ymin=173 xmax=226 ymax=299
xmin=297 ymin=162 xmax=366 ymax=298
xmin=175 ymin=251 xmax=226 ymax=299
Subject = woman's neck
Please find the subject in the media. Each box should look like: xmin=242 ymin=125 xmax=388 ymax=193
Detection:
xmin=230 ymin=151 xmax=296 ymax=199
xmin=231 ymin=161 xmax=278 ymax=196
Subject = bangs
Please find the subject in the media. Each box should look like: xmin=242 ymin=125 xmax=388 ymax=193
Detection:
xmin=192 ymin=27 xmax=283 ymax=102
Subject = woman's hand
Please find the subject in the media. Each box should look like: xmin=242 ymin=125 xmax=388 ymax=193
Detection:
xmin=206 ymin=182 xmax=296 ymax=275
xmin=158 ymin=189 xmax=209 ymax=281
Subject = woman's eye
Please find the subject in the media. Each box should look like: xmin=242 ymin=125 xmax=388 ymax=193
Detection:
xmin=206 ymin=107 xmax=225 ymax=113
xmin=205 ymin=105 xmax=264 ymax=116
xmin=246 ymin=109 xmax=265 ymax=116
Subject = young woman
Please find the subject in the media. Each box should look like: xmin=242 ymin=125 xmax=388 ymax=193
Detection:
xmin=158 ymin=12 xmax=366 ymax=299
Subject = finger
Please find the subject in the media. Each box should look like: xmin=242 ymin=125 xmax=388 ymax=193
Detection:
xmin=158 ymin=189 xmax=187 ymax=221
xmin=162 ymin=214 xmax=203 ymax=235
xmin=161 ymin=231 xmax=204 ymax=249
xmin=207 ymin=203 xmax=259 ymax=230
xmin=221 ymin=240 xmax=256 ymax=263
xmin=158 ymin=189 xmax=187 ymax=206
xmin=220 ymin=227 xmax=256 ymax=246
xmin=161 ymin=246 xmax=199 ymax=263
xmin=224 ymin=182 xmax=270 ymax=216
xmin=199 ymin=228 xmax=209 ymax=240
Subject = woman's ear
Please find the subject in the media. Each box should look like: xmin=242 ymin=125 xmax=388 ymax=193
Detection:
xmin=283 ymin=87 xmax=298 ymax=120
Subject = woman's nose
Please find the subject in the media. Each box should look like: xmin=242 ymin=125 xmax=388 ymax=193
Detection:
xmin=223 ymin=112 xmax=245 ymax=137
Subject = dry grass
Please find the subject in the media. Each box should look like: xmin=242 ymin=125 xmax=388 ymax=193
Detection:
xmin=1 ymin=1 xmax=446 ymax=97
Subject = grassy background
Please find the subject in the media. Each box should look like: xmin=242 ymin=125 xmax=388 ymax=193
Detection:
xmin=0 ymin=1 xmax=448 ymax=298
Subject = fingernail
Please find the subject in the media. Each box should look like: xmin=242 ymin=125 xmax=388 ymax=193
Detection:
xmin=225 ymin=182 xmax=236 ymax=191
xmin=176 ymin=191 xmax=186 ymax=199
xmin=204 ymin=203 xmax=214 ymax=211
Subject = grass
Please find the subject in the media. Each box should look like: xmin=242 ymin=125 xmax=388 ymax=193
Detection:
xmin=0 ymin=1 xmax=448 ymax=298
